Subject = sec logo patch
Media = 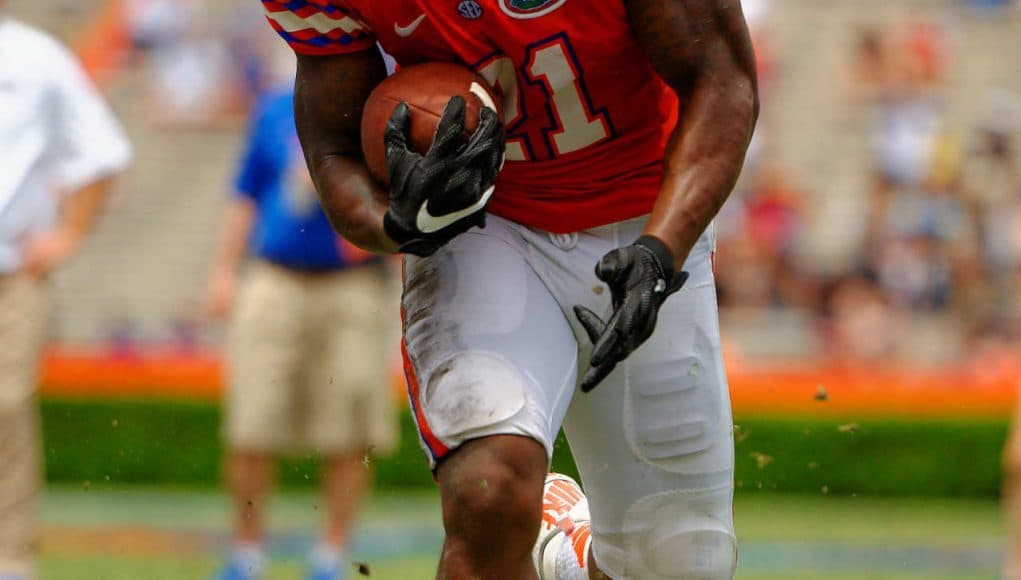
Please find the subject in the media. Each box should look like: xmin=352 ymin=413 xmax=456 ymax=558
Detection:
xmin=458 ymin=0 xmax=483 ymax=19
xmin=498 ymin=0 xmax=567 ymax=19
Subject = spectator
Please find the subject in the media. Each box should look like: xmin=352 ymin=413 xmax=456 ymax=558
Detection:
xmin=0 ymin=8 xmax=131 ymax=579
xmin=205 ymin=84 xmax=398 ymax=580
xmin=145 ymin=13 xmax=232 ymax=128
xmin=123 ymin=0 xmax=192 ymax=56
xmin=896 ymin=13 xmax=951 ymax=89
xmin=717 ymin=162 xmax=812 ymax=310
xmin=963 ymin=91 xmax=1021 ymax=270
xmin=129 ymin=1 xmax=254 ymax=129
xmin=870 ymin=79 xmax=944 ymax=190
xmin=846 ymin=27 xmax=890 ymax=103
xmin=744 ymin=163 xmax=805 ymax=257
xmin=868 ymin=153 xmax=974 ymax=312
xmin=824 ymin=274 xmax=903 ymax=362
xmin=867 ymin=13 xmax=952 ymax=189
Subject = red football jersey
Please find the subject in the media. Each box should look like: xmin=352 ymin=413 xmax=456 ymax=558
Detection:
xmin=262 ymin=0 xmax=679 ymax=233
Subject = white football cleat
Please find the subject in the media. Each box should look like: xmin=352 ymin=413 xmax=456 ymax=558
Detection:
xmin=533 ymin=473 xmax=591 ymax=579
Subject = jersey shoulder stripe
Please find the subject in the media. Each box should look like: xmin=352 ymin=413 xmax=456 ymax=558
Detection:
xmin=262 ymin=0 xmax=374 ymax=55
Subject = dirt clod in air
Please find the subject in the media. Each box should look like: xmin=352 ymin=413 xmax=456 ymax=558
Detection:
xmin=749 ymin=452 xmax=774 ymax=469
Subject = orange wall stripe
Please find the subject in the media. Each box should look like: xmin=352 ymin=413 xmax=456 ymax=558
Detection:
xmin=38 ymin=346 xmax=1021 ymax=418
xmin=727 ymin=363 xmax=1019 ymax=419
xmin=39 ymin=347 xmax=223 ymax=400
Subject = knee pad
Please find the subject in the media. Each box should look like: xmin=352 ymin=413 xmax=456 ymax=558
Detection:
xmin=597 ymin=484 xmax=737 ymax=580
xmin=421 ymin=352 xmax=526 ymax=440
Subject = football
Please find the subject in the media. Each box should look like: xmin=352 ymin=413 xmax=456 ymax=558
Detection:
xmin=360 ymin=62 xmax=503 ymax=189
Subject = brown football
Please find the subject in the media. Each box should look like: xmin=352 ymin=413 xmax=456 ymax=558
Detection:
xmin=360 ymin=62 xmax=503 ymax=190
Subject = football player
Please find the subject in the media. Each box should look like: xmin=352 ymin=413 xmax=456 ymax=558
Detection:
xmin=260 ymin=1 xmax=758 ymax=578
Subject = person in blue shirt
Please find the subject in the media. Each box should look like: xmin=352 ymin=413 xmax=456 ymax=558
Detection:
xmin=206 ymin=87 xmax=398 ymax=580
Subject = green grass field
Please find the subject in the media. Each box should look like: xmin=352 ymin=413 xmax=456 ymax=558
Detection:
xmin=38 ymin=487 xmax=1004 ymax=579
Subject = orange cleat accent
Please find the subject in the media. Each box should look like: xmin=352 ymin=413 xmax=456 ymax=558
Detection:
xmin=533 ymin=473 xmax=591 ymax=579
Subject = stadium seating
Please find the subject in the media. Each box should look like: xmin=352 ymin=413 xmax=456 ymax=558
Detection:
xmin=8 ymin=0 xmax=1021 ymax=359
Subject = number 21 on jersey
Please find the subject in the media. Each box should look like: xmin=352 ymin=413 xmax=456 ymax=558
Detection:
xmin=477 ymin=33 xmax=613 ymax=162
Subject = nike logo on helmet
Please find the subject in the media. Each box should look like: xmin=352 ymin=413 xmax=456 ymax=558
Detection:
xmin=394 ymin=14 xmax=427 ymax=38
xmin=416 ymin=184 xmax=496 ymax=234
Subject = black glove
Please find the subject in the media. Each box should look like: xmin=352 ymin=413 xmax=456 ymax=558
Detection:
xmin=573 ymin=236 xmax=689 ymax=392
xmin=383 ymin=96 xmax=505 ymax=257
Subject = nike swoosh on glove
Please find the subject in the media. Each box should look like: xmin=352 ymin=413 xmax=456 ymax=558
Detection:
xmin=574 ymin=235 xmax=689 ymax=393
xmin=383 ymin=96 xmax=505 ymax=257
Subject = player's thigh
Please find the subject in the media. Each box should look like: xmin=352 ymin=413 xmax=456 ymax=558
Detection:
xmin=225 ymin=264 xmax=306 ymax=451
xmin=564 ymin=254 xmax=736 ymax=580
xmin=306 ymin=269 xmax=399 ymax=455
xmin=402 ymin=218 xmax=578 ymax=467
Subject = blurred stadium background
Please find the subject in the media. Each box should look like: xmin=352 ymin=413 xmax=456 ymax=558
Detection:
xmin=6 ymin=0 xmax=1021 ymax=577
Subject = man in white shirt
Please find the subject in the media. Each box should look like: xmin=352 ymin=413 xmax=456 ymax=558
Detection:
xmin=0 ymin=6 xmax=131 ymax=578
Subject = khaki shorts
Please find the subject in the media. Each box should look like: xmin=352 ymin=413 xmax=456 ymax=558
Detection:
xmin=225 ymin=262 xmax=399 ymax=455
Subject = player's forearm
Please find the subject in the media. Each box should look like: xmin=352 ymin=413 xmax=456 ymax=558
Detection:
xmin=294 ymin=51 xmax=396 ymax=254
xmin=209 ymin=198 xmax=256 ymax=277
xmin=307 ymin=152 xmax=396 ymax=254
xmin=628 ymin=0 xmax=759 ymax=268
xmin=645 ymin=77 xmax=758 ymax=267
